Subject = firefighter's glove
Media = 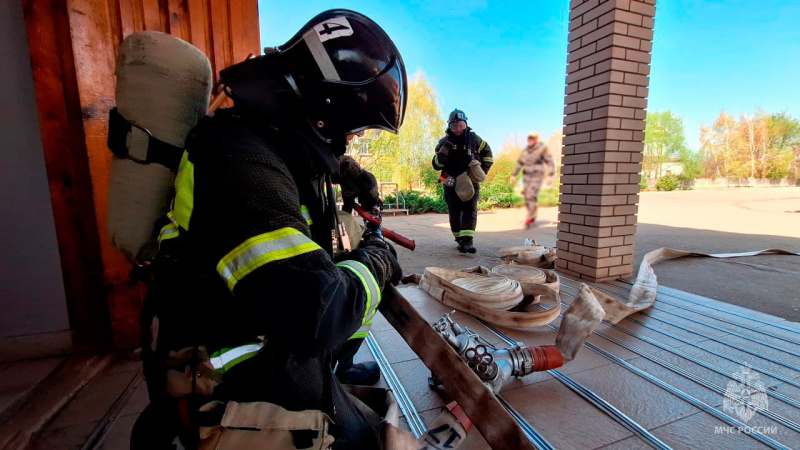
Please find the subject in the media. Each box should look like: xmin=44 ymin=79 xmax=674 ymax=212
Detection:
xmin=332 ymin=155 xmax=380 ymax=212
xmin=336 ymin=242 xmax=402 ymax=288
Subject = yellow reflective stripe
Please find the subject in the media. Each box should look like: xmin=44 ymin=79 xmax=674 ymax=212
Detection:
xmin=478 ymin=139 xmax=487 ymax=151
xmin=483 ymin=157 xmax=493 ymax=162
xmin=461 ymin=230 xmax=475 ymax=237
xmin=336 ymin=260 xmax=381 ymax=331
xmin=349 ymin=327 xmax=370 ymax=340
xmin=217 ymin=228 xmax=321 ymax=291
xmin=173 ymin=151 xmax=194 ymax=230
xmin=301 ymin=205 xmax=313 ymax=225
xmin=210 ymin=341 xmax=264 ymax=374
xmin=433 ymin=155 xmax=444 ymax=168
xmin=452 ymin=231 xmax=461 ymax=237
xmin=158 ymin=211 xmax=180 ymax=243
xmin=158 ymin=223 xmax=179 ymax=243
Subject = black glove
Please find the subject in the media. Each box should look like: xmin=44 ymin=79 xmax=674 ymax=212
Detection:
xmin=332 ymin=156 xmax=380 ymax=212
xmin=335 ymin=241 xmax=402 ymax=288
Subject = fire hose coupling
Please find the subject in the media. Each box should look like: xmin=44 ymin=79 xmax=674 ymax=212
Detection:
xmin=431 ymin=312 xmax=564 ymax=394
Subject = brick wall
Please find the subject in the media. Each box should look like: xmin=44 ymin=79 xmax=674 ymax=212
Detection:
xmin=556 ymin=0 xmax=657 ymax=282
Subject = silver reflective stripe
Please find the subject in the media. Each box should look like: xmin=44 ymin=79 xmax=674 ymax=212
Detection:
xmin=303 ymin=30 xmax=341 ymax=81
xmin=217 ymin=227 xmax=321 ymax=292
xmin=210 ymin=342 xmax=264 ymax=373
xmin=336 ymin=260 xmax=381 ymax=327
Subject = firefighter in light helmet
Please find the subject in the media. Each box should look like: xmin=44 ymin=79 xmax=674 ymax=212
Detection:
xmin=132 ymin=10 xmax=406 ymax=449
xmin=432 ymin=109 xmax=493 ymax=253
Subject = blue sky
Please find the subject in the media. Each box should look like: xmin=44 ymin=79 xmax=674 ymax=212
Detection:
xmin=258 ymin=0 xmax=800 ymax=152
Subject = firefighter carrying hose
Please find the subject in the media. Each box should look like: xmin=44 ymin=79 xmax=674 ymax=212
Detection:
xmin=510 ymin=131 xmax=555 ymax=228
xmin=130 ymin=10 xmax=405 ymax=449
xmin=432 ymin=109 xmax=493 ymax=254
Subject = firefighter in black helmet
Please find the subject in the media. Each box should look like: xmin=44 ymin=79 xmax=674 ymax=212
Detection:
xmin=132 ymin=10 xmax=405 ymax=449
xmin=432 ymin=109 xmax=493 ymax=253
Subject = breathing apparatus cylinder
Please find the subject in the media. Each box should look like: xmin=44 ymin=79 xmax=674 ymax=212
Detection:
xmin=107 ymin=31 xmax=212 ymax=263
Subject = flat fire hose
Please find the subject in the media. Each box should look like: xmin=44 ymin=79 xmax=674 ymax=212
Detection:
xmin=587 ymin=247 xmax=800 ymax=324
xmin=379 ymin=287 xmax=536 ymax=450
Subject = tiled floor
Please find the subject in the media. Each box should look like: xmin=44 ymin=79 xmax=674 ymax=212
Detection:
xmin=10 ymin=275 xmax=800 ymax=449
xmin=367 ymin=281 xmax=800 ymax=449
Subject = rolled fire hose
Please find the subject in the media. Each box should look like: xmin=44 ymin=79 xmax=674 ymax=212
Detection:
xmin=419 ymin=267 xmax=561 ymax=329
xmin=500 ymin=245 xmax=558 ymax=268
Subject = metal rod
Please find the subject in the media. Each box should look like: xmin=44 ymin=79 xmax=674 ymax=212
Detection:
xmin=478 ymin=320 xmax=671 ymax=450
xmin=365 ymin=332 xmax=426 ymax=437
xmin=547 ymin=297 xmax=792 ymax=450
xmin=496 ymin=395 xmax=557 ymax=450
xmin=591 ymin=327 xmax=800 ymax=432
xmin=560 ymin=280 xmax=800 ymax=348
xmin=558 ymin=291 xmax=800 ymax=391
xmin=612 ymin=278 xmax=800 ymax=338
xmin=627 ymin=314 xmax=800 ymax=373
xmin=597 ymin=311 xmax=800 ymax=408
xmin=558 ymin=283 xmax=800 ymax=373
xmin=549 ymin=370 xmax=673 ymax=450
xmin=640 ymin=308 xmax=800 ymax=359
xmin=653 ymin=299 xmax=800 ymax=348
xmin=577 ymin=338 xmax=791 ymax=450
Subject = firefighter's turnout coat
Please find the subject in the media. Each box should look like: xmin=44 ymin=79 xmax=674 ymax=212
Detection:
xmin=148 ymin=109 xmax=395 ymax=449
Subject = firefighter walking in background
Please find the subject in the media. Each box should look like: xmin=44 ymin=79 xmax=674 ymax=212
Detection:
xmin=130 ymin=10 xmax=405 ymax=449
xmin=432 ymin=109 xmax=493 ymax=254
xmin=511 ymin=132 xmax=555 ymax=228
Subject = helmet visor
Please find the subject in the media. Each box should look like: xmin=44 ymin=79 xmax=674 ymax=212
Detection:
xmin=321 ymin=56 xmax=406 ymax=136
xmin=449 ymin=120 xmax=467 ymax=134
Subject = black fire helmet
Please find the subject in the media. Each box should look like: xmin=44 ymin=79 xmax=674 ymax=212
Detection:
xmin=222 ymin=10 xmax=408 ymax=145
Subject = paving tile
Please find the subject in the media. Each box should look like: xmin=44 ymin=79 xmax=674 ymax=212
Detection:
xmin=699 ymin=299 xmax=788 ymax=325
xmin=623 ymin=355 xmax=721 ymax=406
xmin=49 ymin=370 xmax=137 ymax=429
xmin=753 ymin=323 xmax=800 ymax=345
xmin=392 ymin=359 xmax=449 ymax=413
xmin=767 ymin=375 xmax=800 ymax=401
xmin=353 ymin=339 xmax=377 ymax=364
xmin=671 ymin=343 xmax=790 ymax=389
xmin=694 ymin=339 xmax=800 ymax=383
xmin=119 ymin=379 xmax=149 ymax=416
xmin=502 ymin=378 xmax=634 ymax=449
xmin=654 ymin=296 xmax=784 ymax=330
xmin=372 ymin=311 xmax=394 ymax=332
xmin=567 ymin=362 xmax=700 ymax=430
xmin=97 ymin=413 xmax=137 ymax=449
xmin=650 ymin=410 xmax=770 ymax=450
xmin=103 ymin=354 xmax=142 ymax=374
xmin=632 ymin=310 xmax=733 ymax=339
xmin=596 ymin=435 xmax=653 ymax=449
xmin=372 ymin=328 xmax=420 ymax=365
xmin=0 ymin=356 xmax=64 ymax=417
xmin=30 ymin=421 xmax=98 ymax=450
xmin=609 ymin=318 xmax=702 ymax=349
xmin=715 ymin=333 xmax=800 ymax=370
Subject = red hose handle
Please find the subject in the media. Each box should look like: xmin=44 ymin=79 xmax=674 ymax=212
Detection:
xmin=382 ymin=227 xmax=416 ymax=251
xmin=353 ymin=204 xmax=416 ymax=251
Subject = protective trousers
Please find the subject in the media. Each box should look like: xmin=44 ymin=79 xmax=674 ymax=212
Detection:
xmin=523 ymin=173 xmax=545 ymax=223
xmin=443 ymin=184 xmax=479 ymax=242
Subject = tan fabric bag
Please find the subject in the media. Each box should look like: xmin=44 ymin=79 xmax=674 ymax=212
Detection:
xmin=199 ymin=401 xmax=335 ymax=450
xmin=455 ymin=172 xmax=475 ymax=201
xmin=467 ymin=159 xmax=486 ymax=183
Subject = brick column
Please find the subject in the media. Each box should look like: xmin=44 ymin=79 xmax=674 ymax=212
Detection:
xmin=556 ymin=0 xmax=656 ymax=282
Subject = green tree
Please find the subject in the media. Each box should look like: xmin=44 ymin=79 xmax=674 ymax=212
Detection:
xmin=700 ymin=111 xmax=800 ymax=179
xmin=643 ymin=111 xmax=689 ymax=180
xmin=348 ymin=71 xmax=445 ymax=190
